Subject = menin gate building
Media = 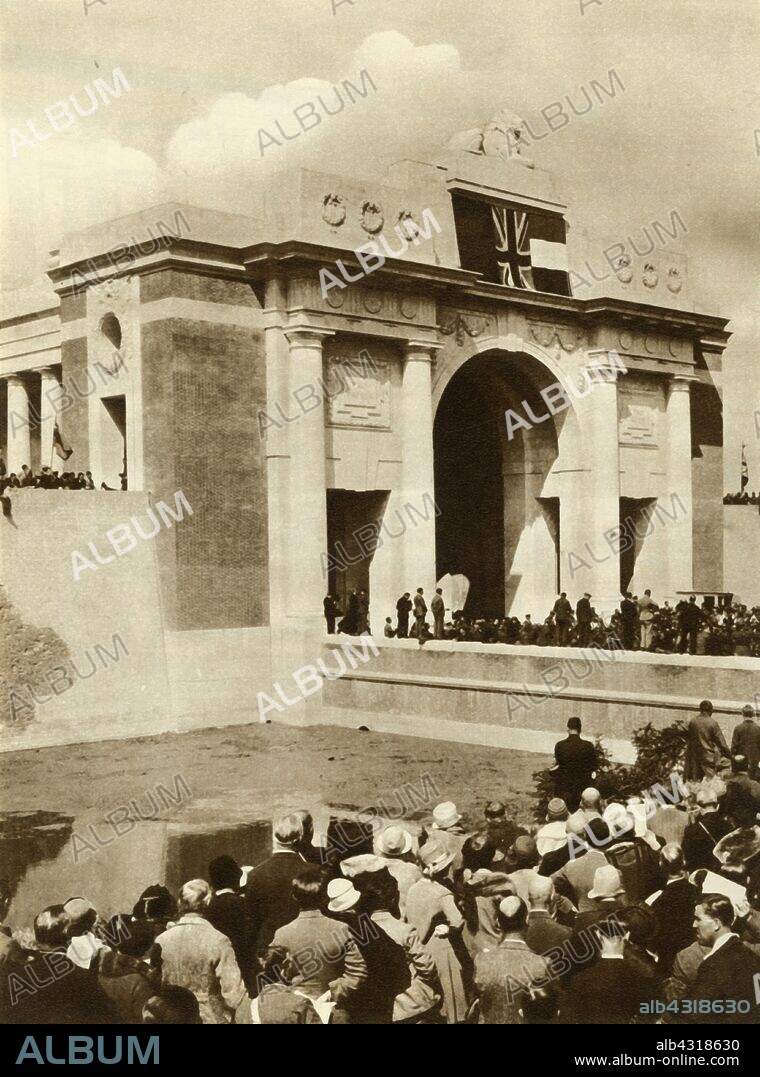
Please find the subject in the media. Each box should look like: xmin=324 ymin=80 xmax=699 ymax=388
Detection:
xmin=0 ymin=122 xmax=737 ymax=753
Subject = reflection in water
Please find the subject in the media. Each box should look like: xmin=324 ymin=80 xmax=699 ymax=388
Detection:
xmin=0 ymin=811 xmax=74 ymax=908
xmin=2 ymin=799 xmax=427 ymax=933
xmin=3 ymin=811 xmax=272 ymax=931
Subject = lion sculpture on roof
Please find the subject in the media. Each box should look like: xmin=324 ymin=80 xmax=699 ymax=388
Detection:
xmin=447 ymin=108 xmax=534 ymax=168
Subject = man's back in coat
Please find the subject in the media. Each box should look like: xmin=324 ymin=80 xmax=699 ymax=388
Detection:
xmin=244 ymin=851 xmax=305 ymax=958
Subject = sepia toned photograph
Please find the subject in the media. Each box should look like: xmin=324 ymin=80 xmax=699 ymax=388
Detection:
xmin=1 ymin=0 xmax=758 ymax=1061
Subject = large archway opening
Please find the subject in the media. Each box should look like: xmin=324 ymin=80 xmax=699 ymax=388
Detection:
xmin=433 ymin=352 xmax=563 ymax=618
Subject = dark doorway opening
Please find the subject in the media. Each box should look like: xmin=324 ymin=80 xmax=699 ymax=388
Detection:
xmin=620 ymin=496 xmax=656 ymax=593
xmin=326 ymin=489 xmax=389 ymax=613
xmin=434 ymin=363 xmax=504 ymax=617
xmin=101 ymin=395 xmax=127 ymax=489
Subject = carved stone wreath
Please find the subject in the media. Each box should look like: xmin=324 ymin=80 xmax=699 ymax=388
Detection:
xmin=642 ymin=263 xmax=658 ymax=289
xmin=614 ymin=253 xmax=633 ymax=284
xmin=397 ymin=209 xmax=417 ymax=238
xmin=321 ymin=193 xmax=346 ymax=228
xmin=667 ymin=267 xmax=682 ymax=294
xmin=360 ymin=201 xmax=384 ymax=234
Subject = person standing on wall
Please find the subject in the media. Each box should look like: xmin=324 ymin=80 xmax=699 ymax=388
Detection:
xmin=553 ymin=592 xmax=573 ymax=647
xmin=413 ymin=588 xmax=427 ymax=639
xmin=431 ymin=588 xmax=445 ymax=640
xmin=396 ymin=592 xmax=412 ymax=638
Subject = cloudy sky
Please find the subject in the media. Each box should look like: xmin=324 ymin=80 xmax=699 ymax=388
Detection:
xmin=2 ymin=0 xmax=759 ymax=481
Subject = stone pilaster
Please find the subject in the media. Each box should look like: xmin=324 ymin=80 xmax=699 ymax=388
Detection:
xmin=283 ymin=324 xmax=334 ymax=630
xmin=665 ymin=375 xmax=696 ymax=597
xmin=35 ymin=366 xmax=61 ymax=470
xmin=398 ymin=340 xmax=441 ymax=599
xmin=572 ymin=359 xmax=623 ymax=615
xmin=5 ymin=375 xmax=31 ymax=475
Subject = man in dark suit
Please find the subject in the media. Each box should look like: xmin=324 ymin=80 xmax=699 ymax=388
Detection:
xmin=356 ymin=589 xmax=369 ymax=634
xmin=682 ymin=787 xmax=733 ymax=871
xmin=723 ymin=755 xmax=760 ymax=827
xmin=684 ymin=895 xmax=760 ymax=1024
xmin=620 ymin=591 xmax=638 ymax=650
xmin=207 ymin=856 xmax=250 ymax=987
xmin=244 ymin=814 xmax=308 ymax=972
xmin=554 ymin=717 xmax=597 ymax=811
xmin=395 ymin=592 xmax=412 ymax=638
xmin=678 ymin=595 xmax=703 ymax=655
xmin=648 ymin=844 xmax=699 ymax=974
xmin=323 ymin=594 xmax=339 ymax=635
xmin=560 ymin=916 xmax=655 ymax=1024
xmin=553 ymin=592 xmax=573 ymax=646
xmin=732 ymin=705 xmax=760 ymax=780
xmin=412 ymin=588 xmax=427 ymax=639
xmin=575 ymin=593 xmax=595 ymax=647
xmin=683 ymin=699 xmax=730 ymax=781
xmin=525 ymin=875 xmax=572 ymax=955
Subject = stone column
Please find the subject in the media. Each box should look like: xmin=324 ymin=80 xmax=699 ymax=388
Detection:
xmin=5 ymin=374 xmax=31 ymax=476
xmin=283 ymin=324 xmax=334 ymax=630
xmin=36 ymin=366 xmax=60 ymax=470
xmin=398 ymin=340 xmax=441 ymax=600
xmin=582 ymin=361 xmax=622 ymax=616
xmin=665 ymin=375 xmax=695 ymax=597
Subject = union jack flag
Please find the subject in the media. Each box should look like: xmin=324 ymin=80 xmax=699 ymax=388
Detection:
xmin=492 ymin=206 xmax=534 ymax=289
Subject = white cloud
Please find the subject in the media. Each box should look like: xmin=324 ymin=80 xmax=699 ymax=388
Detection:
xmin=2 ymin=125 xmax=165 ymax=290
xmin=165 ymin=31 xmax=462 ymax=205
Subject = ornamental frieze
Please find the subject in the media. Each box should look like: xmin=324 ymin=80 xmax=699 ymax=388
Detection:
xmin=528 ymin=319 xmax=585 ymax=353
xmin=439 ymin=309 xmax=494 ymax=347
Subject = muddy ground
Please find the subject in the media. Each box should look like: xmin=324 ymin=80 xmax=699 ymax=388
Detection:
xmin=1 ymin=721 xmax=549 ymax=825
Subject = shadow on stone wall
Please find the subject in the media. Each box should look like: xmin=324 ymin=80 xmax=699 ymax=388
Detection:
xmin=0 ymin=584 xmax=70 ymax=728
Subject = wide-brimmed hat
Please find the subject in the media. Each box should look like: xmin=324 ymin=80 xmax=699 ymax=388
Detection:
xmin=588 ymin=865 xmax=625 ymax=900
xmin=376 ymin=825 xmax=413 ymax=858
xmin=418 ymin=840 xmax=456 ymax=876
xmin=327 ymin=878 xmax=360 ymax=913
xmin=432 ymin=802 xmax=462 ymax=830
xmin=339 ymin=854 xmax=386 ymax=878
xmin=546 ymin=798 xmax=568 ymax=822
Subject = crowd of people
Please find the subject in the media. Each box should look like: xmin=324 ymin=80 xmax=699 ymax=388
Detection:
xmin=325 ymin=588 xmax=760 ymax=659
xmin=2 ymin=708 xmax=758 ymax=1026
xmin=723 ymin=490 xmax=760 ymax=505
xmin=0 ymin=465 xmax=96 ymax=492
xmin=0 ymin=463 xmax=128 ymax=494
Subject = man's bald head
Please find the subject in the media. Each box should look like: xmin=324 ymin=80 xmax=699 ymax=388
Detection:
xmin=580 ymin=787 xmax=602 ymax=812
xmin=566 ymin=811 xmax=587 ymax=837
xmin=528 ymin=875 xmax=555 ymax=910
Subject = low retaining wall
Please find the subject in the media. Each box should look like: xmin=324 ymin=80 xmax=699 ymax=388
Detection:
xmin=313 ymin=637 xmax=759 ymax=763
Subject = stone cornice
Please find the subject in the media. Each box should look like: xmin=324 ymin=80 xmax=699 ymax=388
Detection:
xmin=46 ymin=242 xmax=249 ymax=299
xmin=9 ymin=236 xmax=729 ymax=354
xmin=242 ymin=241 xmax=730 ymax=346
xmin=242 ymin=240 xmax=472 ymax=289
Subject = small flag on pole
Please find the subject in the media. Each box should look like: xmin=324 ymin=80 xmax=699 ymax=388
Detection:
xmin=53 ymin=422 xmax=73 ymax=461
xmin=741 ymin=443 xmax=748 ymax=491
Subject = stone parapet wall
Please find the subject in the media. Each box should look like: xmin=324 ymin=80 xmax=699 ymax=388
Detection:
xmin=315 ymin=637 xmax=758 ymax=762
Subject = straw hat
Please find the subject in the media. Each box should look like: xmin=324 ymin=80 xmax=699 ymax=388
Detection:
xmin=326 ymin=878 xmax=360 ymax=913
